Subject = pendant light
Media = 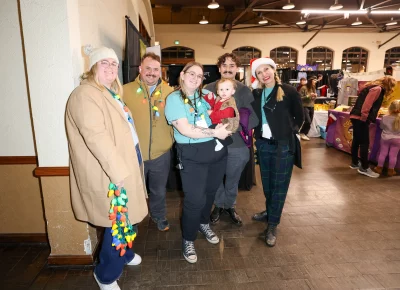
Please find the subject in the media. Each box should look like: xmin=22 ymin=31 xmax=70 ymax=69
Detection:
xmin=258 ymin=17 xmax=268 ymax=24
xmin=329 ymin=0 xmax=343 ymax=10
xmin=282 ymin=0 xmax=295 ymax=10
xmin=386 ymin=18 xmax=397 ymax=26
xmin=199 ymin=16 xmax=209 ymax=24
xmin=207 ymin=0 xmax=219 ymax=9
xmin=296 ymin=17 xmax=306 ymax=25
xmin=351 ymin=17 xmax=362 ymax=26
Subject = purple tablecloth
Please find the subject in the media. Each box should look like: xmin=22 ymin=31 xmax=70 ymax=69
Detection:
xmin=326 ymin=110 xmax=400 ymax=169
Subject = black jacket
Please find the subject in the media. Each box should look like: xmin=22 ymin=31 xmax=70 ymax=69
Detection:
xmin=252 ymin=84 xmax=304 ymax=141
xmin=350 ymin=85 xmax=385 ymax=124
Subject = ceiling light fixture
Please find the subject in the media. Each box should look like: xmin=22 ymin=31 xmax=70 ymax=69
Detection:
xmin=258 ymin=17 xmax=268 ymax=24
xmin=352 ymin=17 xmax=362 ymax=25
xmin=316 ymin=60 xmax=323 ymax=62
xmin=207 ymin=0 xmax=219 ymax=9
xmin=199 ymin=16 xmax=208 ymax=24
xmin=302 ymin=9 xmax=366 ymax=14
xmin=386 ymin=17 xmax=398 ymax=26
xmin=296 ymin=17 xmax=306 ymax=25
xmin=301 ymin=9 xmax=400 ymax=15
xmin=329 ymin=0 xmax=343 ymax=11
xmin=282 ymin=0 xmax=295 ymax=10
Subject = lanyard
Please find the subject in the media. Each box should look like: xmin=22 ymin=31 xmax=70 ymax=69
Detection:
xmin=105 ymin=87 xmax=135 ymax=127
xmin=262 ymin=87 xmax=272 ymax=105
xmin=184 ymin=93 xmax=206 ymax=120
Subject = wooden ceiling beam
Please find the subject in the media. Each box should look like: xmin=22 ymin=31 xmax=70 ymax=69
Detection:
xmin=366 ymin=0 xmax=392 ymax=9
xmin=222 ymin=0 xmax=261 ymax=48
xmin=253 ymin=0 xmax=283 ymax=8
xmin=372 ymin=3 xmax=400 ymax=10
xmin=261 ymin=16 xmax=299 ymax=29
xmin=364 ymin=10 xmax=379 ymax=29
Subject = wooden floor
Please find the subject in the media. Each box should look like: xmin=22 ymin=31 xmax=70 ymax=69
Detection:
xmin=2 ymin=138 xmax=400 ymax=290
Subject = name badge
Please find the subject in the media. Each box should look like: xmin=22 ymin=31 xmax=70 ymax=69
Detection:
xmin=195 ymin=117 xmax=208 ymax=128
xmin=262 ymin=123 xmax=272 ymax=139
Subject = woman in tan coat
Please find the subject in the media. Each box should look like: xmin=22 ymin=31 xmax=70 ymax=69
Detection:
xmin=299 ymin=77 xmax=317 ymax=141
xmin=66 ymin=46 xmax=148 ymax=290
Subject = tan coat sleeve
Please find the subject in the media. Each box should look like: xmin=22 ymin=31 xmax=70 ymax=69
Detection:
xmin=67 ymin=91 xmax=130 ymax=184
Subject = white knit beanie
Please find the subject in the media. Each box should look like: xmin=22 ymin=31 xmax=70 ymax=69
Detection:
xmin=251 ymin=58 xmax=277 ymax=89
xmin=84 ymin=45 xmax=119 ymax=69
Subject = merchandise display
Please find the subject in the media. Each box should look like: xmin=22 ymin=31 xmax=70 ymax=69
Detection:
xmin=308 ymin=110 xmax=329 ymax=138
xmin=314 ymin=104 xmax=329 ymax=111
xmin=326 ymin=110 xmax=400 ymax=169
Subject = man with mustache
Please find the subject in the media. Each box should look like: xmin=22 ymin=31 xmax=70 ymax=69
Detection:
xmin=124 ymin=52 xmax=174 ymax=231
xmin=204 ymin=53 xmax=259 ymax=226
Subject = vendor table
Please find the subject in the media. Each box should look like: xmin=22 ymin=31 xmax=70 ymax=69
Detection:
xmin=325 ymin=110 xmax=400 ymax=169
xmin=309 ymin=110 xmax=328 ymax=138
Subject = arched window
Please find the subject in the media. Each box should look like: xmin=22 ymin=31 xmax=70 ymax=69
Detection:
xmin=306 ymin=47 xmax=333 ymax=71
xmin=161 ymin=46 xmax=195 ymax=65
xmin=385 ymin=47 xmax=400 ymax=67
xmin=270 ymin=47 xmax=298 ymax=69
xmin=232 ymin=46 xmax=261 ymax=65
xmin=342 ymin=47 xmax=368 ymax=73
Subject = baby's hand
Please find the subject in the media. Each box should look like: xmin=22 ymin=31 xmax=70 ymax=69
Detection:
xmin=207 ymin=92 xmax=214 ymax=100
xmin=207 ymin=110 xmax=213 ymax=115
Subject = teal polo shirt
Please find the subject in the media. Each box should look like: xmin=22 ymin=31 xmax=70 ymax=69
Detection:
xmin=165 ymin=89 xmax=213 ymax=144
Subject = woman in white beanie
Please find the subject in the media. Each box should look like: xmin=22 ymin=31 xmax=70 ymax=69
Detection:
xmin=250 ymin=58 xmax=304 ymax=247
xmin=66 ymin=46 xmax=148 ymax=290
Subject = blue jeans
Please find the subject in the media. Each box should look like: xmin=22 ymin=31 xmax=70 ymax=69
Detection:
xmin=94 ymin=227 xmax=135 ymax=284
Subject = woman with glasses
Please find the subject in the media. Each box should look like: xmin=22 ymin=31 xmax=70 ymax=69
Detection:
xmin=66 ymin=46 xmax=148 ymax=290
xmin=250 ymin=58 xmax=304 ymax=248
xmin=165 ymin=61 xmax=231 ymax=263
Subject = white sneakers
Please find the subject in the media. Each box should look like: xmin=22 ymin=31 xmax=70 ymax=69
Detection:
xmin=358 ymin=167 xmax=380 ymax=178
xmin=94 ymin=273 xmax=121 ymax=290
xmin=300 ymin=133 xmax=310 ymax=141
xmin=93 ymin=254 xmax=142 ymax=289
xmin=126 ymin=254 xmax=142 ymax=266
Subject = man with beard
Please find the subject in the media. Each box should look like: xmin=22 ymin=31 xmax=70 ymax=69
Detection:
xmin=124 ymin=52 xmax=174 ymax=231
xmin=204 ymin=53 xmax=259 ymax=226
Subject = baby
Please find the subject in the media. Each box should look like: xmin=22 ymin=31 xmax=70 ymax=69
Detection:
xmin=206 ymin=78 xmax=240 ymax=151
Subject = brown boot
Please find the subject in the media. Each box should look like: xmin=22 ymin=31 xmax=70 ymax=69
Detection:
xmin=387 ymin=168 xmax=396 ymax=177
xmin=374 ymin=166 xmax=383 ymax=174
